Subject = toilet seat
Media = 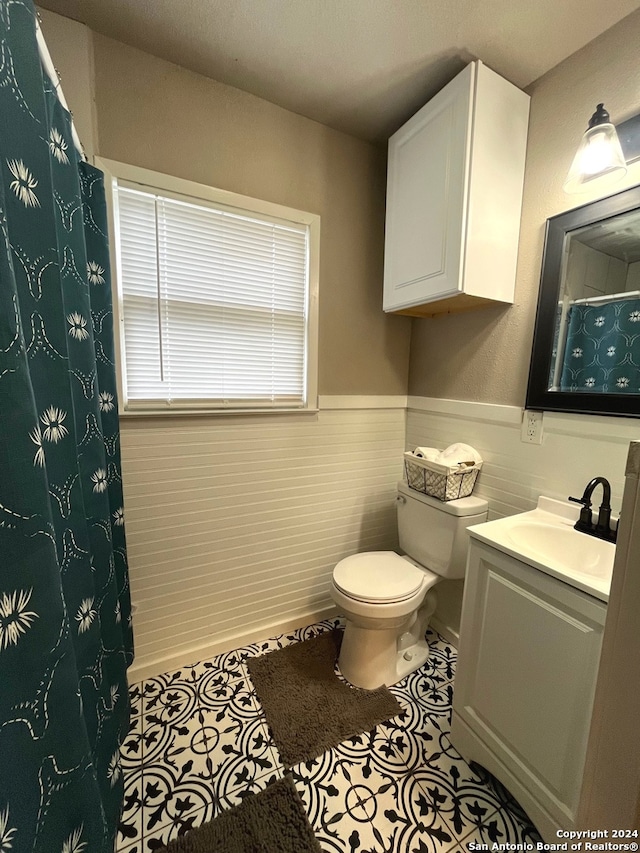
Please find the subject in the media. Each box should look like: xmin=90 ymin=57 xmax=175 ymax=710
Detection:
xmin=333 ymin=551 xmax=426 ymax=604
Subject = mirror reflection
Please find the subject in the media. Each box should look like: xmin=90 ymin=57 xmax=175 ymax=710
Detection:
xmin=548 ymin=210 xmax=640 ymax=395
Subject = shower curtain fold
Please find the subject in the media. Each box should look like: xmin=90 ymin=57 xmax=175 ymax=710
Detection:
xmin=0 ymin=2 xmax=133 ymax=851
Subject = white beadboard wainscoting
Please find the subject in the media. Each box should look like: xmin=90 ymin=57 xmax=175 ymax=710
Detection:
xmin=122 ymin=399 xmax=407 ymax=680
xmin=122 ymin=393 xmax=638 ymax=678
xmin=407 ymin=396 xmax=639 ymax=641
xmin=406 ymin=397 xmax=635 ymax=513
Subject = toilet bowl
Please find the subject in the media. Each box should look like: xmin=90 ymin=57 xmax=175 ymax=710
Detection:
xmin=331 ymin=481 xmax=488 ymax=689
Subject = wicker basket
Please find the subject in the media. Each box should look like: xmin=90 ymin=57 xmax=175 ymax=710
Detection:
xmin=403 ymin=452 xmax=481 ymax=501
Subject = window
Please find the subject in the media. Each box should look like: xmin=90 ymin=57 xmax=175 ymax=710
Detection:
xmin=101 ymin=160 xmax=319 ymax=413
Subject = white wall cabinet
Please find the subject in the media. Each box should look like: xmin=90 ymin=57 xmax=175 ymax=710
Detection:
xmin=451 ymin=540 xmax=606 ymax=840
xmin=383 ymin=61 xmax=530 ymax=316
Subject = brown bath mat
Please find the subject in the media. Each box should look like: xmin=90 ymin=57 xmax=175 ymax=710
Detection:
xmin=246 ymin=629 xmax=402 ymax=766
xmin=156 ymin=776 xmax=321 ymax=853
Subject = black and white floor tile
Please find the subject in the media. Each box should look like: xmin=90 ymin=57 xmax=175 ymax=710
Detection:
xmin=117 ymin=621 xmax=542 ymax=852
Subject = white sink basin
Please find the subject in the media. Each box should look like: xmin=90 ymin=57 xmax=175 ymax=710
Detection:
xmin=467 ymin=497 xmax=615 ymax=601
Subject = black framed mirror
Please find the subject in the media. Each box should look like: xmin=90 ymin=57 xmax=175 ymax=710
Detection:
xmin=526 ymin=184 xmax=640 ymax=418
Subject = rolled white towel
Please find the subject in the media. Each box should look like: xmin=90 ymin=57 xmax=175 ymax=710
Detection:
xmin=413 ymin=446 xmax=439 ymax=461
xmin=436 ymin=443 xmax=482 ymax=466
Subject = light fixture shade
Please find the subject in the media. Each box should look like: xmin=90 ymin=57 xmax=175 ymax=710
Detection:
xmin=563 ymin=107 xmax=627 ymax=194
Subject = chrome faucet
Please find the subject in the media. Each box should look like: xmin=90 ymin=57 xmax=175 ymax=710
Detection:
xmin=568 ymin=477 xmax=617 ymax=542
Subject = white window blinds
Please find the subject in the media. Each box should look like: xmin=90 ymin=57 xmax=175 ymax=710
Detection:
xmin=115 ymin=184 xmax=310 ymax=410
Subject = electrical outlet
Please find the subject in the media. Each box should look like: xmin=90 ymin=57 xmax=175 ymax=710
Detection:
xmin=521 ymin=410 xmax=544 ymax=444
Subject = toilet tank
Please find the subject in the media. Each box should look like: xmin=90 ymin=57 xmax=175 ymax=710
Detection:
xmin=396 ymin=480 xmax=488 ymax=578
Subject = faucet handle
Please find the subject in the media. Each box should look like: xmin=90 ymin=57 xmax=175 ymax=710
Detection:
xmin=568 ymin=495 xmax=593 ymax=531
xmin=568 ymin=494 xmax=590 ymax=507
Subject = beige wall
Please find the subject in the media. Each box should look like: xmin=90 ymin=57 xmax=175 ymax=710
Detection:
xmin=53 ymin=9 xmax=640 ymax=405
xmin=408 ymin=6 xmax=640 ymax=406
xmin=67 ymin=32 xmax=412 ymax=674
xmin=91 ymin=34 xmax=410 ymax=396
xmin=38 ymin=7 xmax=98 ymax=157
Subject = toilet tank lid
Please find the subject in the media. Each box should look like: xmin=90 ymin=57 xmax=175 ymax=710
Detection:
xmin=397 ymin=480 xmax=488 ymax=517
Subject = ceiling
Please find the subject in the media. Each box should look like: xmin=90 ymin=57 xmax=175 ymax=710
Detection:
xmin=575 ymin=210 xmax=640 ymax=264
xmin=38 ymin=0 xmax=640 ymax=142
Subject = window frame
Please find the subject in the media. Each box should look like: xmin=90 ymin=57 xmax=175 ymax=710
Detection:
xmin=98 ymin=158 xmax=320 ymax=416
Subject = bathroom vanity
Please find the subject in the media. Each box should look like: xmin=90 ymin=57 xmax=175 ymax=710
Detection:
xmin=450 ymin=498 xmax=613 ymax=841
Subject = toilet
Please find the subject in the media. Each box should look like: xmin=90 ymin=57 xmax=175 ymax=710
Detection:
xmin=330 ymin=480 xmax=488 ymax=689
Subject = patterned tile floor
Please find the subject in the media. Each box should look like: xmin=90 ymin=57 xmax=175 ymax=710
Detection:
xmin=117 ymin=619 xmax=542 ymax=852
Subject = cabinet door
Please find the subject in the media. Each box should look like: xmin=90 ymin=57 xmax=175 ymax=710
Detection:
xmin=383 ymin=63 xmax=473 ymax=312
xmin=453 ymin=543 xmax=606 ymax=826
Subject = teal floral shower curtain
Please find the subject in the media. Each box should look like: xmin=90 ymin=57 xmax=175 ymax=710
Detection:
xmin=560 ymin=297 xmax=640 ymax=392
xmin=0 ymin=2 xmax=133 ymax=851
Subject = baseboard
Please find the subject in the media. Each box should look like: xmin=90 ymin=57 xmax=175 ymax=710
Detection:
xmin=431 ymin=616 xmax=459 ymax=649
xmin=127 ymin=605 xmax=339 ymax=683
xmin=128 ymin=609 xmax=458 ymax=683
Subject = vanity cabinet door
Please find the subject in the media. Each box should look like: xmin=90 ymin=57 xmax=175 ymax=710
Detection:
xmin=383 ymin=61 xmax=529 ymax=317
xmin=451 ymin=541 xmax=606 ymax=837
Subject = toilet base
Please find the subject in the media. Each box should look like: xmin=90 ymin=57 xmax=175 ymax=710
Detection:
xmin=395 ymin=636 xmax=431 ymax=683
xmin=338 ymin=623 xmax=431 ymax=689
xmin=338 ymin=591 xmax=438 ymax=690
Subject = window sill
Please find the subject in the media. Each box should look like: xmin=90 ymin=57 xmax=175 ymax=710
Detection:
xmin=119 ymin=406 xmax=320 ymax=418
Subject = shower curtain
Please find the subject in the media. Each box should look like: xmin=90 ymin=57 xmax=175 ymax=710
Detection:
xmin=560 ymin=297 xmax=640 ymax=393
xmin=0 ymin=2 xmax=133 ymax=851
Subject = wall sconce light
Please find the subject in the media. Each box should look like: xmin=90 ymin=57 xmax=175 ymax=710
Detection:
xmin=563 ymin=103 xmax=640 ymax=194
